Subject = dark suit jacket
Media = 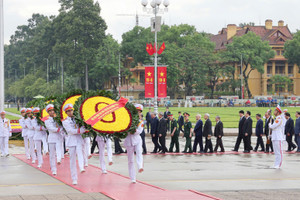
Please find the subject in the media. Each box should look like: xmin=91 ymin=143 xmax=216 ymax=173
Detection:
xmin=255 ymin=119 xmax=263 ymax=136
xmin=238 ymin=116 xmax=246 ymax=135
xmin=243 ymin=117 xmax=253 ymax=136
xmin=146 ymin=112 xmax=152 ymax=122
xmin=214 ymin=121 xmax=224 ymax=137
xmin=178 ymin=115 xmax=184 ymax=129
xmin=264 ymin=117 xmax=274 ymax=136
xmin=157 ymin=118 xmax=167 ymax=137
xmin=295 ymin=118 xmax=300 ymax=135
xmin=194 ymin=119 xmax=203 ymax=137
xmin=203 ymin=119 xmax=212 ymax=137
xmin=150 ymin=117 xmax=159 ymax=136
xmin=285 ymin=118 xmax=294 ymax=135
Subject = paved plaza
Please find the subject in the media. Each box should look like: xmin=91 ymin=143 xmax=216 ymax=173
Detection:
xmin=1 ymin=136 xmax=300 ymax=199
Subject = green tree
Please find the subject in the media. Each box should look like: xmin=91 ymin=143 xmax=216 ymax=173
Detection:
xmin=284 ymin=31 xmax=300 ymax=72
xmin=269 ymin=75 xmax=292 ymax=96
xmin=225 ymin=32 xmax=275 ymax=98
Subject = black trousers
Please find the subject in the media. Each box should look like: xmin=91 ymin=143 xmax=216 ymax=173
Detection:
xmin=204 ymin=137 xmax=213 ymax=152
xmin=243 ymin=134 xmax=251 ymax=151
xmin=91 ymin=134 xmax=98 ymax=154
xmin=152 ymin=135 xmax=161 ymax=153
xmin=140 ymin=131 xmax=147 ymax=153
xmin=286 ymin=134 xmax=296 ymax=151
xmin=193 ymin=135 xmax=203 ymax=152
xmin=234 ymin=134 xmax=243 ymax=151
xmin=114 ymin=138 xmax=124 ymax=153
xmin=265 ymin=135 xmax=273 ymax=152
xmin=159 ymin=135 xmax=167 ymax=153
xmin=254 ymin=135 xmax=265 ymax=151
xmin=214 ymin=137 xmax=225 ymax=152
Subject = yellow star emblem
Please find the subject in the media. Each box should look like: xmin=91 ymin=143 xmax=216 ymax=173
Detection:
xmin=147 ymin=72 xmax=152 ymax=76
xmin=160 ymin=72 xmax=164 ymax=77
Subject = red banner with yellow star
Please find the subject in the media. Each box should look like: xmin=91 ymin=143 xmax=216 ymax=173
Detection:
xmin=145 ymin=66 xmax=155 ymax=98
xmin=157 ymin=66 xmax=167 ymax=98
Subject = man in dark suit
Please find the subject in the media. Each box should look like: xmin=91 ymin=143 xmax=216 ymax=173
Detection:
xmin=243 ymin=111 xmax=253 ymax=153
xmin=164 ymin=107 xmax=170 ymax=132
xmin=146 ymin=108 xmax=152 ymax=134
xmin=264 ymin=111 xmax=274 ymax=153
xmin=295 ymin=111 xmax=300 ymax=152
xmin=203 ymin=113 xmax=213 ymax=153
xmin=193 ymin=114 xmax=203 ymax=153
xmin=254 ymin=114 xmax=264 ymax=152
xmin=233 ymin=110 xmax=246 ymax=152
xmin=178 ymin=111 xmax=184 ymax=133
xmin=150 ymin=112 xmax=161 ymax=153
xmin=158 ymin=112 xmax=168 ymax=154
xmin=214 ymin=116 xmax=225 ymax=152
xmin=284 ymin=112 xmax=296 ymax=152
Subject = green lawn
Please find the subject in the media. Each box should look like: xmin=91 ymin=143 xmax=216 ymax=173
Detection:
xmin=6 ymin=114 xmax=20 ymax=120
xmin=5 ymin=108 xmax=21 ymax=115
xmin=157 ymin=107 xmax=300 ymax=128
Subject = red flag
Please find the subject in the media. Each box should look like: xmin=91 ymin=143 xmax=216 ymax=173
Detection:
xmin=149 ymin=43 xmax=154 ymax=56
xmin=157 ymin=66 xmax=167 ymax=98
xmin=157 ymin=42 xmax=166 ymax=55
xmin=145 ymin=66 xmax=155 ymax=98
xmin=146 ymin=43 xmax=150 ymax=55
xmin=153 ymin=43 xmax=157 ymax=54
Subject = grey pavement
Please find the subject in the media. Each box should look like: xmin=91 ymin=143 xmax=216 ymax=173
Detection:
xmin=5 ymin=111 xmax=22 ymax=118
xmin=3 ymin=136 xmax=300 ymax=200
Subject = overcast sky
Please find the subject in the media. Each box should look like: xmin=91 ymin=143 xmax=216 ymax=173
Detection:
xmin=3 ymin=0 xmax=300 ymax=44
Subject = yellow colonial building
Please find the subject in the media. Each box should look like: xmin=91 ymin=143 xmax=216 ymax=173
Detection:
xmin=211 ymin=19 xmax=300 ymax=97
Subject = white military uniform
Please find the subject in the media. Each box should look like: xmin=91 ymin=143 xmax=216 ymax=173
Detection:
xmin=45 ymin=113 xmax=64 ymax=174
xmin=19 ymin=110 xmax=30 ymax=159
xmin=83 ymin=136 xmax=91 ymax=167
xmin=0 ymin=117 xmax=11 ymax=156
xmin=32 ymin=108 xmax=48 ymax=167
xmin=269 ymin=114 xmax=285 ymax=168
xmin=62 ymin=115 xmax=86 ymax=183
xmin=95 ymin=136 xmax=113 ymax=173
xmin=124 ymin=118 xmax=144 ymax=182
xmin=25 ymin=113 xmax=37 ymax=163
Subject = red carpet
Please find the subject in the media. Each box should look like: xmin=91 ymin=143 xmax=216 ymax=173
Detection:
xmin=13 ymin=154 xmax=220 ymax=200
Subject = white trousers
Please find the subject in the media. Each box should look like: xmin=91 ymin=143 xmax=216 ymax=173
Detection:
xmin=42 ymin=135 xmax=48 ymax=154
xmin=0 ymin=136 xmax=9 ymax=156
xmin=49 ymin=142 xmax=62 ymax=173
xmin=97 ymin=139 xmax=113 ymax=172
xmin=68 ymin=145 xmax=84 ymax=181
xmin=273 ymin=140 xmax=283 ymax=168
xmin=34 ymin=140 xmax=43 ymax=166
xmin=28 ymin=137 xmax=36 ymax=161
xmin=23 ymin=136 xmax=30 ymax=158
xmin=83 ymin=137 xmax=91 ymax=166
xmin=61 ymin=138 xmax=65 ymax=159
xmin=126 ymin=142 xmax=143 ymax=181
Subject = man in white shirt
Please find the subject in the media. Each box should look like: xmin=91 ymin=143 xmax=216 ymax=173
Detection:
xmin=44 ymin=104 xmax=64 ymax=175
xmin=25 ymin=108 xmax=37 ymax=164
xmin=269 ymin=105 xmax=285 ymax=169
xmin=62 ymin=104 xmax=86 ymax=185
xmin=19 ymin=108 xmax=30 ymax=159
xmin=0 ymin=111 xmax=12 ymax=157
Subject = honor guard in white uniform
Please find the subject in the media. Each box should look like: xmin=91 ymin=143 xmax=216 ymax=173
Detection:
xmin=0 ymin=111 xmax=12 ymax=157
xmin=269 ymin=105 xmax=285 ymax=169
xmin=44 ymin=104 xmax=64 ymax=175
xmin=95 ymin=135 xmax=113 ymax=174
xmin=19 ymin=108 xmax=30 ymax=159
xmin=62 ymin=104 xmax=86 ymax=185
xmin=32 ymin=107 xmax=48 ymax=168
xmin=83 ymin=135 xmax=91 ymax=167
xmin=25 ymin=108 xmax=37 ymax=163
xmin=124 ymin=104 xmax=144 ymax=183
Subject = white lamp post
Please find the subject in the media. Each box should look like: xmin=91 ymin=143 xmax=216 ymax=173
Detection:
xmin=141 ymin=0 xmax=169 ymax=114
xmin=0 ymin=0 xmax=4 ymax=111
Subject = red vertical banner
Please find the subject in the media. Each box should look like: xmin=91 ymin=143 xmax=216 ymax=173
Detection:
xmin=157 ymin=66 xmax=167 ymax=98
xmin=145 ymin=67 xmax=154 ymax=98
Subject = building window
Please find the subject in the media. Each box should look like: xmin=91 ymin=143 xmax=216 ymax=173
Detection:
xmin=267 ymin=62 xmax=272 ymax=74
xmin=275 ymin=84 xmax=284 ymax=93
xmin=288 ymin=64 xmax=294 ymax=74
xmin=275 ymin=61 xmax=285 ymax=75
xmin=276 ymin=50 xmax=280 ymax=56
xmin=140 ymin=72 xmax=145 ymax=85
xmin=267 ymin=80 xmax=273 ymax=94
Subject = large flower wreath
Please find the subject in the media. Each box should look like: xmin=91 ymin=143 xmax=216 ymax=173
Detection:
xmin=73 ymin=90 xmax=139 ymax=139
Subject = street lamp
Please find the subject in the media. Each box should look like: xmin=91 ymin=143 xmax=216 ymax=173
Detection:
xmin=141 ymin=0 xmax=169 ymax=114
